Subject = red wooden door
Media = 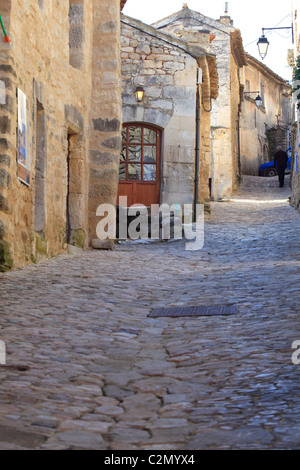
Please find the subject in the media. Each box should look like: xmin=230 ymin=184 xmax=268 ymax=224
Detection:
xmin=118 ymin=124 xmax=161 ymax=207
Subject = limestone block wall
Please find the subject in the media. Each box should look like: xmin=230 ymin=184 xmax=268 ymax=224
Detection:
xmin=0 ymin=0 xmax=94 ymax=271
xmin=0 ymin=0 xmax=123 ymax=270
xmin=152 ymin=10 xmax=242 ymax=201
xmin=230 ymin=50 xmax=241 ymax=191
xmin=121 ymin=17 xmax=211 ymax=206
xmin=88 ymin=0 xmax=122 ymax=242
xmin=209 ymin=32 xmax=235 ymax=200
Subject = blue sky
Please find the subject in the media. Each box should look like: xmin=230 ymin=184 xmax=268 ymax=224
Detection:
xmin=122 ymin=0 xmax=294 ymax=81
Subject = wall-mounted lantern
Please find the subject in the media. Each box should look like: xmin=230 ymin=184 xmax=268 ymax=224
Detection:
xmin=257 ymin=25 xmax=294 ymax=60
xmin=257 ymin=35 xmax=270 ymax=60
xmin=135 ymin=87 xmax=145 ymax=103
xmin=244 ymin=91 xmax=263 ymax=109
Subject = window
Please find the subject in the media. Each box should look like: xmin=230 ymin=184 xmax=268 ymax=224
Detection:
xmin=120 ymin=125 xmax=159 ymax=183
xmin=69 ymin=1 xmax=84 ymax=69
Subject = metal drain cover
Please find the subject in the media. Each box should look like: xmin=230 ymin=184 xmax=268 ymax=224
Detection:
xmin=149 ymin=305 xmax=238 ymax=318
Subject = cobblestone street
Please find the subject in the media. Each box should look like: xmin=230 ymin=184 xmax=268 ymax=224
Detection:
xmin=0 ymin=175 xmax=300 ymax=450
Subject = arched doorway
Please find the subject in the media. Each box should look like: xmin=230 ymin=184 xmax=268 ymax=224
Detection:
xmin=118 ymin=123 xmax=161 ymax=207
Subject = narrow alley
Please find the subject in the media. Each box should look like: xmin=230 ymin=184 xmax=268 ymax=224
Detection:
xmin=0 ymin=175 xmax=299 ymax=450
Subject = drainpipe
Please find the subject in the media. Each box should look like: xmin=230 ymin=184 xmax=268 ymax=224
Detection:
xmin=194 ymin=68 xmax=202 ymax=223
xmin=237 ymin=109 xmax=242 ymax=182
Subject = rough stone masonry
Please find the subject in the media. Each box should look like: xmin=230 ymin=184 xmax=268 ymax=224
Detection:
xmin=0 ymin=0 xmax=124 ymax=271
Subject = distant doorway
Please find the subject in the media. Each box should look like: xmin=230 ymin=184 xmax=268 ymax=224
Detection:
xmin=65 ymin=130 xmax=86 ymax=247
xmin=118 ymin=123 xmax=161 ymax=207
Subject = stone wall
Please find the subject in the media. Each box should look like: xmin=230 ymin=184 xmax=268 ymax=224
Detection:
xmin=240 ymin=55 xmax=292 ymax=176
xmin=88 ymin=0 xmax=122 ymax=243
xmin=291 ymin=157 xmax=300 ymax=211
xmin=267 ymin=128 xmax=289 ymax=160
xmin=209 ymin=27 xmax=235 ymax=200
xmin=291 ymin=1 xmax=300 ymax=212
xmin=121 ymin=15 xmax=214 ymax=207
xmin=230 ymin=44 xmax=241 ymax=191
xmin=152 ymin=7 xmax=246 ymax=201
xmin=0 ymin=0 xmax=123 ymax=271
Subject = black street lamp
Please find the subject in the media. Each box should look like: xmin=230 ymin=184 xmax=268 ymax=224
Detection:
xmin=257 ymin=35 xmax=269 ymax=60
xmin=257 ymin=26 xmax=294 ymax=60
xmin=244 ymin=91 xmax=263 ymax=109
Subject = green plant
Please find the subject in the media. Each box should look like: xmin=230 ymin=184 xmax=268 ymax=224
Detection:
xmin=293 ymin=54 xmax=300 ymax=108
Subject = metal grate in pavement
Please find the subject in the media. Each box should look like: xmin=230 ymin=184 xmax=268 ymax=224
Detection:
xmin=149 ymin=305 xmax=238 ymax=318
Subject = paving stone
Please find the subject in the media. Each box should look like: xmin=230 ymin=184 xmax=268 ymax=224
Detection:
xmin=0 ymin=176 xmax=299 ymax=449
xmin=58 ymin=419 xmax=112 ymax=433
xmin=186 ymin=426 xmax=274 ymax=450
xmin=52 ymin=430 xmax=106 ymax=449
xmin=94 ymin=405 xmax=124 ymax=417
xmin=106 ymin=425 xmax=150 ymax=443
xmin=0 ymin=425 xmax=46 ymax=449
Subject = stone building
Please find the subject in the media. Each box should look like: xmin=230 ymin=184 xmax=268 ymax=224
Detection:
xmin=120 ymin=13 xmax=218 ymax=210
xmin=150 ymin=5 xmax=247 ymax=201
xmin=0 ymin=0 xmax=126 ymax=271
xmin=240 ymin=54 xmax=292 ymax=176
xmin=291 ymin=0 xmax=300 ymax=211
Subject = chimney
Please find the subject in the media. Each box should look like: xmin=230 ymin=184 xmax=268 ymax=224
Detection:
xmin=219 ymin=2 xmax=233 ymax=25
xmin=183 ymin=3 xmax=188 ymax=8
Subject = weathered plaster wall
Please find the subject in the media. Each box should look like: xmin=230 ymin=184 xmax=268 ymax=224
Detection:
xmin=240 ymin=56 xmax=292 ymax=176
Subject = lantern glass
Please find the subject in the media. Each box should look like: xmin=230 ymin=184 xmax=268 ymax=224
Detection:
xmin=135 ymin=87 xmax=144 ymax=102
xmin=257 ymin=36 xmax=269 ymax=60
xmin=255 ymin=95 xmax=263 ymax=109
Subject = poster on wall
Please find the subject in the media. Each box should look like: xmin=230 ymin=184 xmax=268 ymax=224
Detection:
xmin=17 ymin=88 xmax=30 ymax=186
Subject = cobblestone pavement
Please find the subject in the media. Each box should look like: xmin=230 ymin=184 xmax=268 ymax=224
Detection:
xmin=0 ymin=175 xmax=300 ymax=450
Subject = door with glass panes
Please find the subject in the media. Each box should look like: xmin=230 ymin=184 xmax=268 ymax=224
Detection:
xmin=118 ymin=123 xmax=161 ymax=207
